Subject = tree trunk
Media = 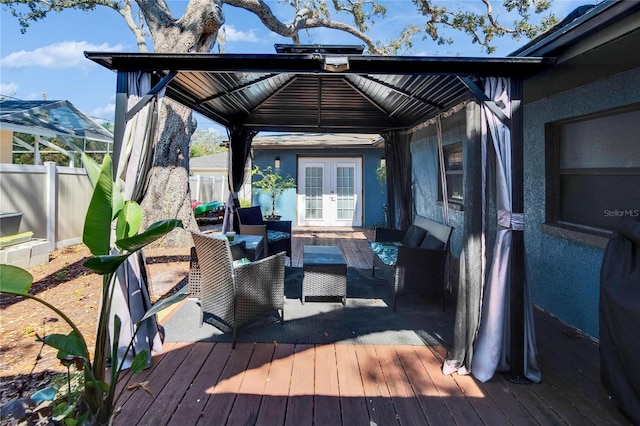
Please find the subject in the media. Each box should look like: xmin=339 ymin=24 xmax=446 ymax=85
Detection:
xmin=141 ymin=7 xmax=224 ymax=247
xmin=141 ymin=99 xmax=199 ymax=247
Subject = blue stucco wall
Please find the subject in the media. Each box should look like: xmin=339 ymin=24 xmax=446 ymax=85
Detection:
xmin=523 ymin=67 xmax=640 ymax=338
xmin=252 ymin=148 xmax=386 ymax=228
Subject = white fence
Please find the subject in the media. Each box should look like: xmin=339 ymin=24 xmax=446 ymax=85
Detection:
xmin=0 ymin=165 xmax=252 ymax=251
xmin=0 ymin=162 xmax=92 ymax=250
xmin=188 ymin=174 xmax=251 ymax=204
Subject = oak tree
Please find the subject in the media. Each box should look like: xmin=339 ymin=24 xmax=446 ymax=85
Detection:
xmin=2 ymin=0 xmax=556 ymax=246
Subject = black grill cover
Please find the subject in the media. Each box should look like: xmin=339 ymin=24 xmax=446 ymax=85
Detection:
xmin=599 ymin=217 xmax=640 ymax=424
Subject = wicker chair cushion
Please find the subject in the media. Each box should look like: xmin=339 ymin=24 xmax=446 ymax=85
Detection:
xmin=420 ymin=234 xmax=445 ymax=250
xmin=400 ymin=225 xmax=426 ymax=247
xmin=267 ymin=230 xmax=290 ymax=242
xmin=369 ymin=242 xmax=399 ymax=266
xmin=232 ymin=257 xmax=251 ymax=267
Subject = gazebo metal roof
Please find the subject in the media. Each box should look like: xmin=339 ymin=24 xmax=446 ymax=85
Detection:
xmin=85 ymin=50 xmax=554 ymax=134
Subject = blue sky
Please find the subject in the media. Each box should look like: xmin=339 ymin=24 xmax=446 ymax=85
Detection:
xmin=1 ymin=1 xmax=583 ymax=132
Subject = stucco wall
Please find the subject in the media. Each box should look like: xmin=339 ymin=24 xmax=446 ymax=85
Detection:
xmin=252 ymin=148 xmax=386 ymax=228
xmin=411 ymin=110 xmax=466 ymax=258
xmin=524 ymin=67 xmax=640 ymax=338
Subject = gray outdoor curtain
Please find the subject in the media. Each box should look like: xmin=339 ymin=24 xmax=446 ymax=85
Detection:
xmin=442 ymin=102 xmax=486 ymax=376
xmin=110 ymin=72 xmax=164 ymax=369
xmin=471 ymin=77 xmax=541 ymax=383
xmin=222 ymin=125 xmax=257 ymax=233
xmin=382 ymin=130 xmax=413 ymax=230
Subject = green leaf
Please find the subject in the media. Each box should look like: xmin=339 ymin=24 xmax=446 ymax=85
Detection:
xmin=83 ymin=253 xmax=130 ymax=275
xmin=81 ymin=153 xmax=102 ymax=189
xmin=39 ymin=332 xmax=89 ymax=360
xmin=112 ymin=179 xmax=125 ymax=221
xmin=111 ymin=314 xmax=121 ymax=373
xmin=0 ymin=264 xmax=33 ymax=294
xmin=115 ymin=219 xmax=183 ymax=253
xmin=52 ymin=401 xmax=76 ymax=421
xmin=85 ymin=379 xmax=110 ymax=393
xmin=140 ymin=289 xmax=189 ymax=323
xmin=116 ymin=201 xmax=143 ymax=240
xmin=130 ymin=350 xmax=150 ymax=374
xmin=83 ymin=156 xmax=114 ymax=256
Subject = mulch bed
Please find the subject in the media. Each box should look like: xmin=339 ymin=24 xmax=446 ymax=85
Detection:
xmin=0 ymin=244 xmax=189 ymax=408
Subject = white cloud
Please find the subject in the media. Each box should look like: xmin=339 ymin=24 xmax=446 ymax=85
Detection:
xmin=221 ymin=25 xmax=260 ymax=43
xmin=90 ymin=100 xmax=116 ymax=124
xmin=0 ymin=82 xmax=19 ymax=97
xmin=0 ymin=41 xmax=125 ymax=69
xmin=25 ymin=92 xmax=48 ymax=101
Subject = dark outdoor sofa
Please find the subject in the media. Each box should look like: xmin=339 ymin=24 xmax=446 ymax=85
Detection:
xmin=370 ymin=215 xmax=454 ymax=311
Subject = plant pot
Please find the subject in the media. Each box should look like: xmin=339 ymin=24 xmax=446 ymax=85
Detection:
xmin=263 ymin=215 xmax=281 ymax=221
xmin=0 ymin=212 xmax=23 ymax=237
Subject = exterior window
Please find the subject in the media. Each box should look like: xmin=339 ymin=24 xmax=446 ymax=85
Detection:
xmin=438 ymin=143 xmax=463 ymax=206
xmin=546 ymin=105 xmax=640 ymax=235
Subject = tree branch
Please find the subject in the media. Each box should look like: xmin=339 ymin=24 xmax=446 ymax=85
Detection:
xmin=117 ymin=0 xmax=149 ymax=52
xmin=223 ymin=0 xmax=383 ymax=54
xmin=1 ymin=0 xmax=118 ymax=33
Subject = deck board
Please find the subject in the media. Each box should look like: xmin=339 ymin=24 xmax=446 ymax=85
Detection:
xmin=197 ymin=343 xmax=254 ymax=425
xmin=226 ymin=343 xmax=274 ymax=425
xmin=143 ymin=342 xmax=215 ymax=425
xmin=335 ymin=343 xmax=370 ymax=426
xmin=285 ymin=344 xmax=315 ymax=426
xmin=374 ymin=345 xmax=430 ymax=425
xmin=393 ymin=346 xmax=455 ymax=425
xmin=167 ymin=342 xmax=232 ymax=425
xmin=125 ymin=228 xmax=634 ymax=426
xmin=254 ymin=344 xmax=294 ymax=426
xmin=314 ymin=344 xmax=342 ymax=426
xmin=354 ymin=344 xmax=399 ymax=425
xmin=115 ymin=342 xmax=193 ymax=425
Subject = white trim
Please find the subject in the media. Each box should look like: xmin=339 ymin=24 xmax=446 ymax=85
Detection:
xmin=297 ymin=157 xmax=363 ymax=227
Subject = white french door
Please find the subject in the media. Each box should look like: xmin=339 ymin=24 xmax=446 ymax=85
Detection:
xmin=297 ymin=157 xmax=362 ymax=227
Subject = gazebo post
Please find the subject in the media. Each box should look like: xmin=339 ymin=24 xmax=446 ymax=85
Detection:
xmin=506 ymin=78 xmax=527 ymax=383
xmin=112 ymin=71 xmax=128 ymax=174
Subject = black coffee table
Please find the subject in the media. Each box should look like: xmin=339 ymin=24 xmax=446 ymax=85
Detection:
xmin=302 ymin=245 xmax=347 ymax=305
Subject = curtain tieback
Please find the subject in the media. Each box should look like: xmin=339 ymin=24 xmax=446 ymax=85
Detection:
xmin=497 ymin=210 xmax=524 ymax=231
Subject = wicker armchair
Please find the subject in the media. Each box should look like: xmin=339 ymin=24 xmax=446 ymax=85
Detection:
xmin=237 ymin=206 xmax=292 ymax=258
xmin=190 ymin=231 xmax=286 ymax=347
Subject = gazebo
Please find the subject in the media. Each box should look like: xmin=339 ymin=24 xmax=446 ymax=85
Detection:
xmin=84 ymin=47 xmax=555 ymax=383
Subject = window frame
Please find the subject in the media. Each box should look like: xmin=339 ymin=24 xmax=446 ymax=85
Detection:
xmin=437 ymin=142 xmax=464 ymax=210
xmin=544 ymin=103 xmax=640 ymax=247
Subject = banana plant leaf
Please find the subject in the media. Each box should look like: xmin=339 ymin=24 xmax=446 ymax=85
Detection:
xmin=115 ymin=219 xmax=183 ymax=253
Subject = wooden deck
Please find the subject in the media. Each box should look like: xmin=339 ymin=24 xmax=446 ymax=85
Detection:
xmin=115 ymin=228 xmax=632 ymax=425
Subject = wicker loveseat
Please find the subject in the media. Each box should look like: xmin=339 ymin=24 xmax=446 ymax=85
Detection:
xmin=370 ymin=215 xmax=454 ymax=311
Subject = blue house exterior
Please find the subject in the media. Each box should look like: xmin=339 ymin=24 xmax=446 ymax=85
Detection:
xmin=406 ymin=3 xmax=640 ymax=339
xmin=224 ymin=2 xmax=639 ymax=343
xmin=516 ymin=10 xmax=640 ymax=338
xmin=250 ymin=134 xmax=387 ymax=229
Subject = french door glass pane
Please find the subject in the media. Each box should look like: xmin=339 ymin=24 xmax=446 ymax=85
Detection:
xmin=305 ymin=167 xmax=323 ymax=219
xmin=336 ymin=166 xmax=355 ymax=220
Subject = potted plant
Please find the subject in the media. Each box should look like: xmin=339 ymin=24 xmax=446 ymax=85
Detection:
xmin=0 ymin=153 xmax=186 ymax=425
xmin=251 ymin=165 xmax=296 ymax=220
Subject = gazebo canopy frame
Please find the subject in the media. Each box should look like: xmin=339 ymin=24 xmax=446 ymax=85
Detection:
xmin=85 ymin=48 xmax=555 ymax=382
